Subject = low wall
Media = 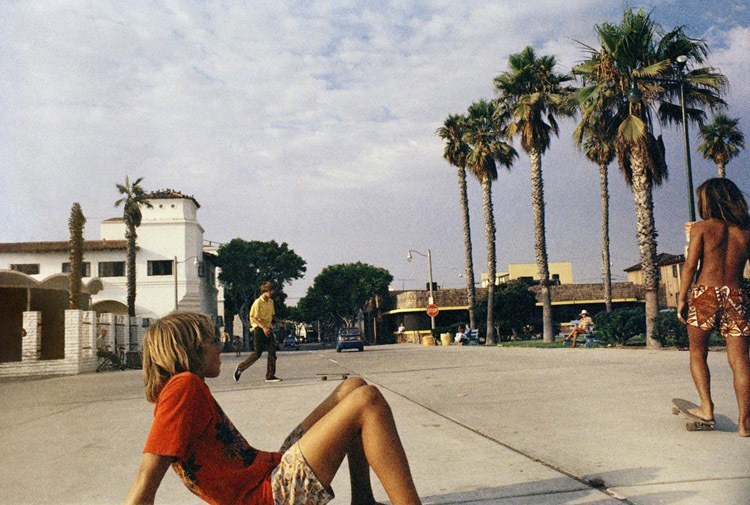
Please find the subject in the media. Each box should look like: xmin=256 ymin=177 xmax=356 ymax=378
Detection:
xmin=0 ymin=311 xmax=147 ymax=379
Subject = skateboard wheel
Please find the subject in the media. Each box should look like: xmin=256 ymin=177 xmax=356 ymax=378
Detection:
xmin=321 ymin=376 xmax=327 ymax=381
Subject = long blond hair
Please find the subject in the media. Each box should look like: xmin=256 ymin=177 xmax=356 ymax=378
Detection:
xmin=142 ymin=312 xmax=215 ymax=402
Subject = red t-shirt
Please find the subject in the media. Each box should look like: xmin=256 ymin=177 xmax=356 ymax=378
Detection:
xmin=144 ymin=373 xmax=282 ymax=504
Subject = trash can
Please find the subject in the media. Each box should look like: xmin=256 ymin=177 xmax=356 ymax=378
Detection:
xmin=422 ymin=335 xmax=436 ymax=346
xmin=440 ymin=333 xmax=452 ymax=346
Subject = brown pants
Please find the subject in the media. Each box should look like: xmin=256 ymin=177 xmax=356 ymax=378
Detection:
xmin=237 ymin=327 xmax=277 ymax=379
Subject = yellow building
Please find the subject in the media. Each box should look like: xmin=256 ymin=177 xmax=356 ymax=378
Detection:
xmin=482 ymin=262 xmax=573 ymax=287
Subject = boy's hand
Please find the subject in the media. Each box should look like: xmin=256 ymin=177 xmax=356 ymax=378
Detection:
xmin=677 ymin=301 xmax=688 ymax=324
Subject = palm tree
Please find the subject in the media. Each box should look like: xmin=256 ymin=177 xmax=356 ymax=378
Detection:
xmin=437 ymin=114 xmax=477 ymax=331
xmin=68 ymin=202 xmax=86 ymax=310
xmin=115 ymin=176 xmax=152 ymax=317
xmin=462 ymin=99 xmax=517 ymax=344
xmin=494 ymin=46 xmax=576 ymax=343
xmin=574 ymin=9 xmax=726 ymax=346
xmin=698 ymin=114 xmax=745 ymax=178
xmin=573 ymin=109 xmax=617 ymax=312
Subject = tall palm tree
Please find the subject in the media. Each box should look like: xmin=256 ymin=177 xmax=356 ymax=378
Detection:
xmin=574 ymin=9 xmax=726 ymax=346
xmin=68 ymin=202 xmax=86 ymax=310
xmin=573 ymin=109 xmax=616 ymax=312
xmin=115 ymin=176 xmax=152 ymax=317
xmin=494 ymin=46 xmax=576 ymax=343
xmin=698 ymin=114 xmax=745 ymax=178
xmin=437 ymin=114 xmax=476 ymax=330
xmin=463 ymin=99 xmax=518 ymax=345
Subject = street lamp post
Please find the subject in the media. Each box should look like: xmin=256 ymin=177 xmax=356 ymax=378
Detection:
xmin=628 ymin=54 xmax=696 ymax=222
xmin=174 ymin=256 xmax=200 ymax=311
xmin=407 ymin=249 xmax=435 ymax=330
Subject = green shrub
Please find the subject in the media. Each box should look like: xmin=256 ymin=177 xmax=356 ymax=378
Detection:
xmin=593 ymin=307 xmax=646 ymax=345
xmin=652 ymin=310 xmax=688 ymax=348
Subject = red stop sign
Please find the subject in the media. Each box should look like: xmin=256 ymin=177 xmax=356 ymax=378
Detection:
xmin=426 ymin=304 xmax=439 ymax=317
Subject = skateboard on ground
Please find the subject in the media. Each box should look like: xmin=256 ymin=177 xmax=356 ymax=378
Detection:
xmin=672 ymin=398 xmax=715 ymax=431
xmin=317 ymin=372 xmax=349 ymax=381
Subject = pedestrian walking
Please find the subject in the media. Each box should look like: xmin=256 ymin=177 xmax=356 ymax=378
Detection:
xmin=234 ymin=281 xmax=283 ymax=383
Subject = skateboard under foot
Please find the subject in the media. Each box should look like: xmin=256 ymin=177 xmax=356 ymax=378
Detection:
xmin=672 ymin=398 xmax=715 ymax=432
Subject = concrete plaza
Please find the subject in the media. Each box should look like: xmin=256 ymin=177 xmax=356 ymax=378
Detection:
xmin=0 ymin=343 xmax=748 ymax=504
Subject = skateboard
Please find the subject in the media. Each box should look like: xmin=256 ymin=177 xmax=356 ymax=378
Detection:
xmin=317 ymin=373 xmax=349 ymax=381
xmin=672 ymin=398 xmax=715 ymax=431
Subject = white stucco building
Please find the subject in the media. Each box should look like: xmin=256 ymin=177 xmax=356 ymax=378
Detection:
xmin=0 ymin=190 xmax=220 ymax=321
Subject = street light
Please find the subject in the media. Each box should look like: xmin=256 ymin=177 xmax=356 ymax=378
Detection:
xmin=628 ymin=54 xmax=696 ymax=222
xmin=407 ymin=249 xmax=435 ymax=330
xmin=174 ymin=255 xmax=200 ymax=311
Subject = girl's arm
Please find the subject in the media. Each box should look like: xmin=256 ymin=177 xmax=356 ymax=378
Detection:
xmin=124 ymin=453 xmax=174 ymax=505
xmin=677 ymin=224 xmax=704 ymax=323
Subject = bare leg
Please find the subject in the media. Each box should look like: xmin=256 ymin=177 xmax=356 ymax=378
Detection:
xmin=297 ymin=385 xmax=421 ymax=505
xmin=725 ymin=336 xmax=750 ymax=436
xmin=297 ymin=378 xmax=379 ymax=504
xmin=687 ymin=326 xmax=714 ymax=421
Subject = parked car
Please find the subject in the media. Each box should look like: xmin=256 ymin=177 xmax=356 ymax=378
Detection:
xmin=337 ymin=328 xmax=364 ymax=352
xmin=282 ymin=335 xmax=300 ymax=350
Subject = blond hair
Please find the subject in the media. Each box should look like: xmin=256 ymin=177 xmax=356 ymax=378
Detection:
xmin=142 ymin=312 xmax=215 ymax=403
xmin=696 ymin=177 xmax=750 ymax=228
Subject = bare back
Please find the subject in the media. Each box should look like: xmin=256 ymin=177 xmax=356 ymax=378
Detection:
xmin=691 ymin=219 xmax=750 ymax=288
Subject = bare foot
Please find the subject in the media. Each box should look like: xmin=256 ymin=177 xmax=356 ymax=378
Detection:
xmin=739 ymin=419 xmax=750 ymax=437
xmin=687 ymin=406 xmax=714 ymax=423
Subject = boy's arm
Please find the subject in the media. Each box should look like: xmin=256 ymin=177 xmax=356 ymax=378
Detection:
xmin=678 ymin=224 xmax=704 ymax=323
xmin=124 ymin=453 xmax=174 ymax=505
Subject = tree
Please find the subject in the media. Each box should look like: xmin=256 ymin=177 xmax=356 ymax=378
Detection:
xmin=494 ymin=46 xmax=576 ymax=343
xmin=437 ymin=114 xmax=476 ymax=331
xmin=462 ymin=99 xmax=518 ymax=345
xmin=115 ymin=176 xmax=151 ymax=317
xmin=698 ymin=114 xmax=745 ymax=178
xmin=68 ymin=202 xmax=86 ymax=309
xmin=573 ymin=9 xmax=726 ymax=346
xmin=573 ymin=109 xmax=617 ymax=312
xmin=217 ymin=238 xmax=306 ymax=337
xmin=473 ymin=280 xmax=538 ymax=341
xmin=298 ymin=262 xmax=393 ymax=329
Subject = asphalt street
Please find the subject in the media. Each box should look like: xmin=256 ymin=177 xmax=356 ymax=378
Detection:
xmin=0 ymin=343 xmax=748 ymax=504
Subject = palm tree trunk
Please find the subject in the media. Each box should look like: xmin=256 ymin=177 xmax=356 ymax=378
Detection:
xmin=717 ymin=162 xmax=726 ymax=178
xmin=630 ymin=153 xmax=661 ymax=348
xmin=600 ymin=163 xmax=613 ymax=312
xmin=126 ymin=224 xmax=137 ymax=317
xmin=482 ymin=177 xmax=496 ymax=345
xmin=529 ymin=149 xmax=554 ymax=342
xmin=457 ymin=167 xmax=477 ymax=330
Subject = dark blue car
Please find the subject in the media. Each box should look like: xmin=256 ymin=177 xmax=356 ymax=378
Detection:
xmin=336 ymin=328 xmax=364 ymax=352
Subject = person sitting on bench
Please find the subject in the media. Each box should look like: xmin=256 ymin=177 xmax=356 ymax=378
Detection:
xmin=97 ymin=329 xmax=123 ymax=369
xmin=563 ymin=310 xmax=594 ymax=348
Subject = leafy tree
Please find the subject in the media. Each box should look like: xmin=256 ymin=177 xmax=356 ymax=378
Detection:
xmin=495 ymin=46 xmax=576 ymax=343
xmin=115 ymin=176 xmax=151 ymax=317
xmin=68 ymin=202 xmax=86 ymax=309
xmin=652 ymin=310 xmax=688 ymax=348
xmin=298 ymin=262 xmax=393 ymax=328
xmin=437 ymin=114 xmax=477 ymax=331
xmin=473 ymin=280 xmax=538 ymax=341
xmin=573 ymin=108 xmax=617 ymax=312
xmin=463 ymin=99 xmax=518 ymax=345
xmin=698 ymin=114 xmax=745 ymax=178
xmin=573 ymin=9 xmax=726 ymax=346
xmin=593 ymin=307 xmax=646 ymax=346
xmin=217 ymin=238 xmax=306 ymax=336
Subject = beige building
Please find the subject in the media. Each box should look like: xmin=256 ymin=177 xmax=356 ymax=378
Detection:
xmin=482 ymin=262 xmax=573 ymax=287
xmin=624 ymin=253 xmax=684 ymax=308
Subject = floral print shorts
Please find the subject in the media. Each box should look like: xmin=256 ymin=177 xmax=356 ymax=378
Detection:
xmin=271 ymin=425 xmax=334 ymax=505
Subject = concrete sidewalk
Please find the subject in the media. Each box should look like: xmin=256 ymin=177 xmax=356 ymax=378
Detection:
xmin=0 ymin=343 xmax=748 ymax=504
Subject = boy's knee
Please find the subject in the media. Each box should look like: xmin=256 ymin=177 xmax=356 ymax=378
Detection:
xmin=336 ymin=377 xmax=368 ymax=401
xmin=351 ymin=384 xmax=386 ymax=410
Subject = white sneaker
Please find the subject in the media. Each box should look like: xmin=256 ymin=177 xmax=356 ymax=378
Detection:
xmin=233 ymin=366 xmax=242 ymax=382
xmin=265 ymin=376 xmax=282 ymax=383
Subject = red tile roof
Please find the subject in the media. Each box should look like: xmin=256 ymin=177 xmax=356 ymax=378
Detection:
xmin=0 ymin=240 xmax=130 ymax=253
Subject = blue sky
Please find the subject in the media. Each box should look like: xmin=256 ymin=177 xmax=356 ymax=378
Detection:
xmin=1 ymin=1 xmax=749 ymax=303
